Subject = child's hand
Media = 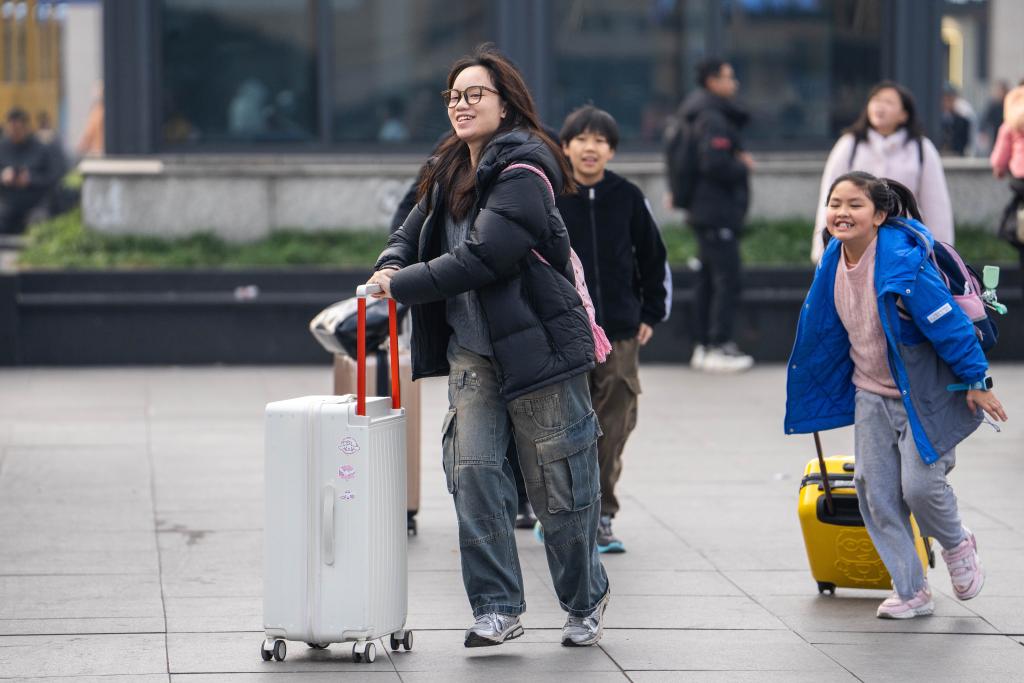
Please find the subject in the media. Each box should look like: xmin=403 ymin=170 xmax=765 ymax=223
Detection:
xmin=636 ymin=323 xmax=653 ymax=346
xmin=967 ymin=389 xmax=1007 ymax=422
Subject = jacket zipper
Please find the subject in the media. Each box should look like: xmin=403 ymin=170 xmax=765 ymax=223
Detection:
xmin=588 ymin=187 xmax=605 ymax=324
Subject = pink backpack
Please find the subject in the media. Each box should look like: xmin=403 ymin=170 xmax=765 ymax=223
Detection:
xmin=501 ymin=163 xmax=613 ymax=363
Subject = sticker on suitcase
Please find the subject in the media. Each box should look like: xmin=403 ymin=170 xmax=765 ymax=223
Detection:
xmin=834 ymin=530 xmax=888 ymax=584
xmin=338 ymin=464 xmax=356 ymax=480
xmin=340 ymin=489 xmax=355 ymax=501
xmin=339 ymin=436 xmax=360 ymax=455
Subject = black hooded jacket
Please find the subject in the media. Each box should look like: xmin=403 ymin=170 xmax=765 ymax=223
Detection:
xmin=676 ymin=89 xmax=751 ymax=228
xmin=555 ymin=170 xmax=669 ymax=342
xmin=375 ymin=129 xmax=595 ymax=400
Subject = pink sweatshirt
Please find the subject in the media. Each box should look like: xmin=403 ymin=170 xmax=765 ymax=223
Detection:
xmin=813 ymin=130 xmax=953 ymax=262
xmin=989 ymin=122 xmax=1024 ymax=179
xmin=833 ymin=238 xmax=901 ymax=399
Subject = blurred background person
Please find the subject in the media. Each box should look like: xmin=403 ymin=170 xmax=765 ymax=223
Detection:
xmin=979 ymin=80 xmax=1010 ymax=154
xmin=0 ymin=108 xmax=61 ymax=235
xmin=812 ymin=81 xmax=953 ymax=262
xmin=940 ymin=82 xmax=972 ymax=156
xmin=990 ymin=82 xmax=1024 ymax=295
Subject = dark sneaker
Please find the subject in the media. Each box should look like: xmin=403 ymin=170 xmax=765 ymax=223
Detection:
xmin=515 ymin=500 xmax=538 ymax=529
xmin=561 ymin=592 xmax=609 ymax=647
xmin=597 ymin=515 xmax=625 ymax=554
xmin=464 ymin=613 xmax=525 ymax=648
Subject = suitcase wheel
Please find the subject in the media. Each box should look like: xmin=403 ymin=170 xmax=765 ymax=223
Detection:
xmin=352 ymin=640 xmax=376 ymax=664
xmin=817 ymin=582 xmax=836 ymax=596
xmin=261 ymin=638 xmax=286 ymax=662
xmin=306 ymin=642 xmax=329 ymax=650
xmin=390 ymin=630 xmax=414 ymax=652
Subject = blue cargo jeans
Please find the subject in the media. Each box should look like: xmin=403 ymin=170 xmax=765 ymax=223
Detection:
xmin=442 ymin=339 xmax=610 ymax=618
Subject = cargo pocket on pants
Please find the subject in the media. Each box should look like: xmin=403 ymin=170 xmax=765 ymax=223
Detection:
xmin=441 ymin=409 xmax=457 ymax=494
xmin=534 ymin=411 xmax=601 ymax=514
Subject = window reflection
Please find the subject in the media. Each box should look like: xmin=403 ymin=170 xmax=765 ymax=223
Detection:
xmin=160 ymin=0 xmax=317 ymax=146
xmin=331 ymin=0 xmax=491 ymax=145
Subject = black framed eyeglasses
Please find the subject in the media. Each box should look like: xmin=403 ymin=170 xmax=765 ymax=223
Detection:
xmin=441 ymin=85 xmax=500 ymax=108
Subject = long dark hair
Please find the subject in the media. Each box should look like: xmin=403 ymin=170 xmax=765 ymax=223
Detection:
xmin=843 ymin=80 xmax=925 ymax=143
xmin=821 ymin=171 xmax=921 ymax=250
xmin=417 ymin=44 xmax=574 ymax=220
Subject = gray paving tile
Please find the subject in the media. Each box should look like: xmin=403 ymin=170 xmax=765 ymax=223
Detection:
xmin=0 ymin=531 xmax=159 ymax=575
xmin=171 ymin=675 xmax=397 ymax=682
xmin=0 ymin=633 xmax=167 ymax=677
xmin=158 ymin=530 xmax=262 ymax=598
xmin=400 ymin=673 xmax=629 ymax=682
xmin=626 ymin=672 xmax=858 ymax=682
xmin=166 ymin=632 xmax=395 ymax=673
xmin=602 ymin=570 xmax=742 ymax=597
xmin=809 ymin=632 xmax=1024 ymax=680
xmin=387 ymin=628 xmax=619 ymax=673
xmin=607 ymin=595 xmax=785 ymax=630
xmin=759 ymin=593 xmax=998 ymax=635
xmin=599 ymin=629 xmax=847 ymax=672
xmin=165 ymin=597 xmax=262 ymax=633
xmin=0 ymin=574 xmax=164 ymax=635
xmin=952 ymin=596 xmax=1024 ymax=633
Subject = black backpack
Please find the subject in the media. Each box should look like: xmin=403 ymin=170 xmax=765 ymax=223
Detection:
xmin=664 ymin=114 xmax=699 ymax=210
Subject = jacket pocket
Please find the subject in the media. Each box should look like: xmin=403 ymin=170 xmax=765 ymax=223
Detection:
xmin=441 ymin=409 xmax=457 ymax=494
xmin=534 ymin=410 xmax=601 ymax=514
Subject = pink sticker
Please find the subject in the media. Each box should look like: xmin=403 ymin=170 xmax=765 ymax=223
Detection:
xmin=340 ymin=489 xmax=355 ymax=501
xmin=338 ymin=464 xmax=356 ymax=480
xmin=339 ymin=436 xmax=360 ymax=455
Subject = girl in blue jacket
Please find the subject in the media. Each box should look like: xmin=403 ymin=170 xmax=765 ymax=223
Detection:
xmin=785 ymin=171 xmax=1007 ymax=619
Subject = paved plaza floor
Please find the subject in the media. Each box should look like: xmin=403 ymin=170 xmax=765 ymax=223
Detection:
xmin=1 ymin=362 xmax=1022 ymax=681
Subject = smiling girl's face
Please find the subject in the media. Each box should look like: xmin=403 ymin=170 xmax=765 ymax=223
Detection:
xmin=826 ymin=180 xmax=886 ymax=255
xmin=447 ymin=65 xmax=505 ymax=148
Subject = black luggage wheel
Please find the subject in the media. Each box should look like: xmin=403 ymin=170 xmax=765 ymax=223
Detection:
xmin=817 ymin=582 xmax=836 ymax=595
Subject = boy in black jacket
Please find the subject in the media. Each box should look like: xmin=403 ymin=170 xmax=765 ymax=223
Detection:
xmin=556 ymin=105 xmax=670 ymax=553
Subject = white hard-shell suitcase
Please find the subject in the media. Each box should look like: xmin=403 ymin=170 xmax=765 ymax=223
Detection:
xmin=261 ymin=286 xmax=413 ymax=664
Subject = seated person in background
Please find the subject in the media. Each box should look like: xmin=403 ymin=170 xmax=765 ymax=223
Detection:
xmin=0 ymin=108 xmax=60 ymax=235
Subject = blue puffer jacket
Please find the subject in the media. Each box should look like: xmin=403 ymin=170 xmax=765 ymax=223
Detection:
xmin=785 ymin=217 xmax=987 ymax=464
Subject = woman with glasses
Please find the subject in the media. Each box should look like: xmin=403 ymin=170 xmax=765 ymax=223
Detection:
xmin=367 ymin=44 xmax=610 ymax=649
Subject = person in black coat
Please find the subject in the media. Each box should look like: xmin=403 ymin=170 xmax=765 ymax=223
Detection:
xmin=368 ymin=45 xmax=610 ymax=649
xmin=0 ymin=108 xmax=60 ymax=234
xmin=556 ymin=105 xmax=670 ymax=554
xmin=668 ymin=59 xmax=755 ymax=373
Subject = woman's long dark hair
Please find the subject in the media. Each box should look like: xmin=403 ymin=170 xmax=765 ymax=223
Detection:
xmin=417 ymin=44 xmax=575 ymax=220
xmin=821 ymin=171 xmax=921 ymax=250
xmin=843 ymin=80 xmax=925 ymax=143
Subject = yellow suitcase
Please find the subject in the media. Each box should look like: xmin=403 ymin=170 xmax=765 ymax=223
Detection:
xmin=798 ymin=434 xmax=934 ymax=595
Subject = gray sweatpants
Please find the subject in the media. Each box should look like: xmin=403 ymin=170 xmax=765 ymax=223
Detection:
xmin=854 ymin=389 xmax=966 ymax=599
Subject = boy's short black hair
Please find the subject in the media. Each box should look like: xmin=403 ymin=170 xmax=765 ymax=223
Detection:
xmin=696 ymin=59 xmax=728 ymax=89
xmin=5 ymin=107 xmax=29 ymax=123
xmin=559 ymin=105 xmax=620 ymax=150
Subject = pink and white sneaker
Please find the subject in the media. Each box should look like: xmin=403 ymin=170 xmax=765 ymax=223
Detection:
xmin=876 ymin=586 xmax=934 ymax=619
xmin=942 ymin=527 xmax=985 ymax=600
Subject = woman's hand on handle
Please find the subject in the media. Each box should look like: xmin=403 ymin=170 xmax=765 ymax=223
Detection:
xmin=367 ymin=267 xmax=398 ymax=299
xmin=967 ymin=389 xmax=1007 ymax=422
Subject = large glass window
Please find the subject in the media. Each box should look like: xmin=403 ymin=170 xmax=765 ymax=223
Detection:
xmin=550 ymin=0 xmax=695 ymax=149
xmin=331 ymin=0 xmax=492 ymax=146
xmin=722 ymin=0 xmax=883 ymax=149
xmin=160 ymin=0 xmax=318 ymax=146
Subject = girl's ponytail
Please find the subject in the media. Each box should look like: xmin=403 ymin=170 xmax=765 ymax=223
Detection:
xmin=879 ymin=178 xmax=922 ymax=221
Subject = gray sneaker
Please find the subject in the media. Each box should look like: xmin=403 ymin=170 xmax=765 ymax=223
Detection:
xmin=561 ymin=592 xmax=610 ymax=647
xmin=464 ymin=612 xmax=524 ymax=648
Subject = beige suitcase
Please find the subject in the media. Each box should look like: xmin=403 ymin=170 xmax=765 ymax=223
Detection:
xmin=334 ymin=351 xmax=421 ymax=534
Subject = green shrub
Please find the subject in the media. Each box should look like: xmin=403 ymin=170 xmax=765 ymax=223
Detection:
xmin=17 ymin=211 xmax=1019 ymax=270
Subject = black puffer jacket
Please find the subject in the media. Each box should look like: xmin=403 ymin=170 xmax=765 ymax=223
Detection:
xmin=677 ymin=89 xmax=750 ymax=229
xmin=375 ymin=129 xmax=595 ymax=400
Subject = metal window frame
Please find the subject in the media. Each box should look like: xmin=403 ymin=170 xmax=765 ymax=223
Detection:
xmin=104 ymin=0 xmax=943 ymax=155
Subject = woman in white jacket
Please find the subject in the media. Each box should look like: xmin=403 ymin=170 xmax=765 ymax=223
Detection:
xmin=812 ymin=81 xmax=953 ymax=262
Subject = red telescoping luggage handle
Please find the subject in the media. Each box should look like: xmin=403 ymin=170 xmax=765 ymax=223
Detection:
xmin=354 ymin=284 xmax=402 ymax=417
xmin=813 ymin=431 xmax=835 ymax=516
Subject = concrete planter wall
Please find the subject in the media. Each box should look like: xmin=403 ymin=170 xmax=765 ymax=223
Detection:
xmin=2 ymin=266 xmax=1020 ymax=366
xmin=80 ymin=155 xmax=1012 ymax=242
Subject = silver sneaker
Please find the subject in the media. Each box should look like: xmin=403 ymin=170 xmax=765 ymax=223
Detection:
xmin=561 ymin=592 xmax=610 ymax=647
xmin=702 ymin=342 xmax=753 ymax=374
xmin=464 ymin=612 xmax=524 ymax=648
